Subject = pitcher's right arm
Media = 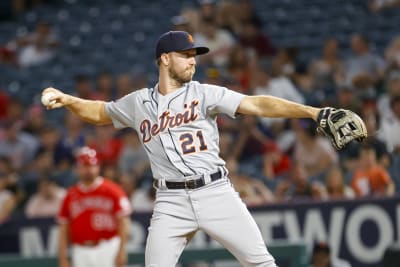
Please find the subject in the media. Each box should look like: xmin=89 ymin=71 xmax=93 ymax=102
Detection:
xmin=42 ymin=87 xmax=112 ymax=125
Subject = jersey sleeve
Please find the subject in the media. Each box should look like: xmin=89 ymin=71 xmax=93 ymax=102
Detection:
xmin=105 ymin=92 xmax=137 ymax=129
xmin=202 ymin=84 xmax=246 ymax=118
xmin=57 ymin=194 xmax=70 ymax=224
xmin=110 ymin=183 xmax=132 ymax=217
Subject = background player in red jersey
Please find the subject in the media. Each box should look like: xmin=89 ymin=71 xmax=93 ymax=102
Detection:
xmin=57 ymin=146 xmax=132 ymax=267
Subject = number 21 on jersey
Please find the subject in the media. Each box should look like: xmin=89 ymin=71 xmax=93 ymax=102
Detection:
xmin=179 ymin=130 xmax=208 ymax=154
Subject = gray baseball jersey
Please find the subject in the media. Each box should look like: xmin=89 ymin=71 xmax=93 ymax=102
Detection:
xmin=105 ymin=81 xmax=245 ymax=180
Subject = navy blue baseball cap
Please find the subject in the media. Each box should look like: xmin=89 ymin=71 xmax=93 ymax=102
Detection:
xmin=155 ymin=31 xmax=209 ymax=59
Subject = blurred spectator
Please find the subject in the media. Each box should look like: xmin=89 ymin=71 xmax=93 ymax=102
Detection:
xmin=377 ymin=70 xmax=400 ymax=119
xmin=275 ymin=162 xmax=327 ymax=201
xmin=218 ymin=129 xmax=235 ymax=160
xmin=325 ymin=166 xmax=355 ymax=200
xmin=273 ymin=47 xmax=300 ymax=79
xmin=292 ymin=119 xmax=339 ymax=178
xmin=230 ymin=115 xmax=274 ymax=163
xmin=239 ymin=17 xmax=276 ymax=59
xmin=360 ymin=109 xmax=391 ymax=167
xmin=131 ymin=184 xmax=156 ymax=212
xmin=0 ymin=156 xmax=17 ymax=224
xmin=73 ymin=74 xmax=97 ymax=99
xmin=340 ymin=108 xmax=390 ymax=172
xmin=171 ymin=15 xmax=192 ymax=33
xmin=0 ymin=120 xmax=39 ymax=170
xmin=57 ymin=146 xmax=131 ymax=267
xmin=39 ymin=125 xmax=73 ymax=172
xmin=178 ymin=0 xmax=218 ymax=39
xmin=131 ymin=70 xmax=149 ymax=90
xmin=351 ymin=145 xmax=395 ymax=197
xmin=46 ymin=113 xmax=84 ymax=186
xmin=226 ymin=44 xmax=257 ymax=93
xmin=384 ymin=36 xmax=400 ymax=70
xmin=262 ymin=146 xmax=291 ymax=180
xmin=197 ymin=0 xmax=217 ymax=21
xmin=333 ymin=85 xmax=361 ymax=115
xmin=179 ymin=6 xmax=201 ymax=35
xmin=22 ymin=105 xmax=46 ymax=136
xmin=118 ymin=129 xmax=149 ymax=178
xmin=0 ymin=91 xmax=10 ymax=121
xmin=13 ymin=21 xmax=59 ymax=67
xmin=220 ymin=115 xmax=281 ymax=182
xmin=116 ymin=73 xmax=134 ymax=99
xmin=342 ymin=34 xmax=386 ymax=88
xmin=226 ymin=158 xmax=274 ymax=207
xmin=253 ymin=62 xmax=303 ymax=104
xmin=101 ymin=164 xmax=120 ymax=182
xmin=253 ymin=63 xmax=304 ymax=140
xmin=11 ymin=0 xmax=49 ymax=14
xmin=25 ymin=175 xmax=66 ymax=218
xmin=36 ymin=124 xmax=75 ymax=173
xmin=309 ymin=38 xmax=343 ymax=92
xmin=0 ymin=173 xmax=16 ymax=223
xmin=118 ymin=170 xmax=154 ymax=212
xmin=6 ymin=96 xmax=24 ymax=123
xmin=216 ymin=0 xmax=241 ymax=34
xmin=59 ymin=112 xmax=87 ymax=155
xmin=94 ymin=71 xmax=115 ymax=101
xmin=118 ymin=173 xmax=135 ymax=197
xmin=0 ymin=43 xmax=17 ymax=65
xmin=378 ymin=95 xmax=400 ymax=153
xmin=194 ymin=17 xmax=236 ymax=67
xmin=368 ymin=0 xmax=400 ymax=12
xmin=203 ymin=67 xmax=223 ymax=85
xmin=236 ymin=0 xmax=260 ymax=26
xmin=86 ymin=125 xmax=123 ymax=167
xmin=21 ymin=149 xmax=54 ymax=196
xmin=37 ymin=124 xmax=61 ymax=152
xmin=310 ymin=242 xmax=352 ymax=267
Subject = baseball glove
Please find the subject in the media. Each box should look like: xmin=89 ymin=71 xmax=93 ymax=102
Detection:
xmin=316 ymin=107 xmax=367 ymax=150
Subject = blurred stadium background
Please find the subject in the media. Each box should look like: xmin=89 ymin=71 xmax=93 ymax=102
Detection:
xmin=0 ymin=0 xmax=400 ymax=266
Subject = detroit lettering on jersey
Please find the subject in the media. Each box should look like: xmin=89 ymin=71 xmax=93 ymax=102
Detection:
xmin=139 ymin=100 xmax=199 ymax=143
xmin=70 ymin=196 xmax=113 ymax=218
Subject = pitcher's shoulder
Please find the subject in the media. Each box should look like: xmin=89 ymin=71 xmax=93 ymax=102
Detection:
xmin=188 ymin=81 xmax=225 ymax=90
xmin=135 ymin=87 xmax=152 ymax=96
xmin=117 ymin=87 xmax=151 ymax=100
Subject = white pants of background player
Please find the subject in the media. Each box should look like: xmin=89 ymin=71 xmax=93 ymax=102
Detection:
xmin=72 ymin=236 xmax=120 ymax=267
xmin=145 ymin=178 xmax=276 ymax=267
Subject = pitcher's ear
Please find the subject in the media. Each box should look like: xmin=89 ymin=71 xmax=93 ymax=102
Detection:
xmin=160 ymin=53 xmax=169 ymax=66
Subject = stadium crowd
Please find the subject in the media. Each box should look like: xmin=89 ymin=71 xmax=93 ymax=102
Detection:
xmin=0 ymin=0 xmax=399 ymax=224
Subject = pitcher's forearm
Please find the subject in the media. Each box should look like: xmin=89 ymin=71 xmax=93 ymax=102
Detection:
xmin=258 ymin=96 xmax=320 ymax=120
xmin=238 ymin=95 xmax=321 ymax=121
xmin=65 ymin=96 xmax=112 ymax=125
xmin=41 ymin=87 xmax=113 ymax=125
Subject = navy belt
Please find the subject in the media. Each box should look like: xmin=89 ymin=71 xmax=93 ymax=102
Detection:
xmin=158 ymin=170 xmax=224 ymax=190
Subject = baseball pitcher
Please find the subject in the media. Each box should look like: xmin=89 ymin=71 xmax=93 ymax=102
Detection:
xmin=44 ymin=31 xmax=366 ymax=267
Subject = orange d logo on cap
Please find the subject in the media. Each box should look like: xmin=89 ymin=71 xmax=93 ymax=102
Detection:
xmin=188 ymin=34 xmax=194 ymax=44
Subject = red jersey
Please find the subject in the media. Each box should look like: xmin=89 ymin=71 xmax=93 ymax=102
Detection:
xmin=351 ymin=165 xmax=391 ymax=197
xmin=57 ymin=177 xmax=131 ymax=244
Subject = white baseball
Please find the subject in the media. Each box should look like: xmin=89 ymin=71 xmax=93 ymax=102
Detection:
xmin=41 ymin=92 xmax=57 ymax=107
